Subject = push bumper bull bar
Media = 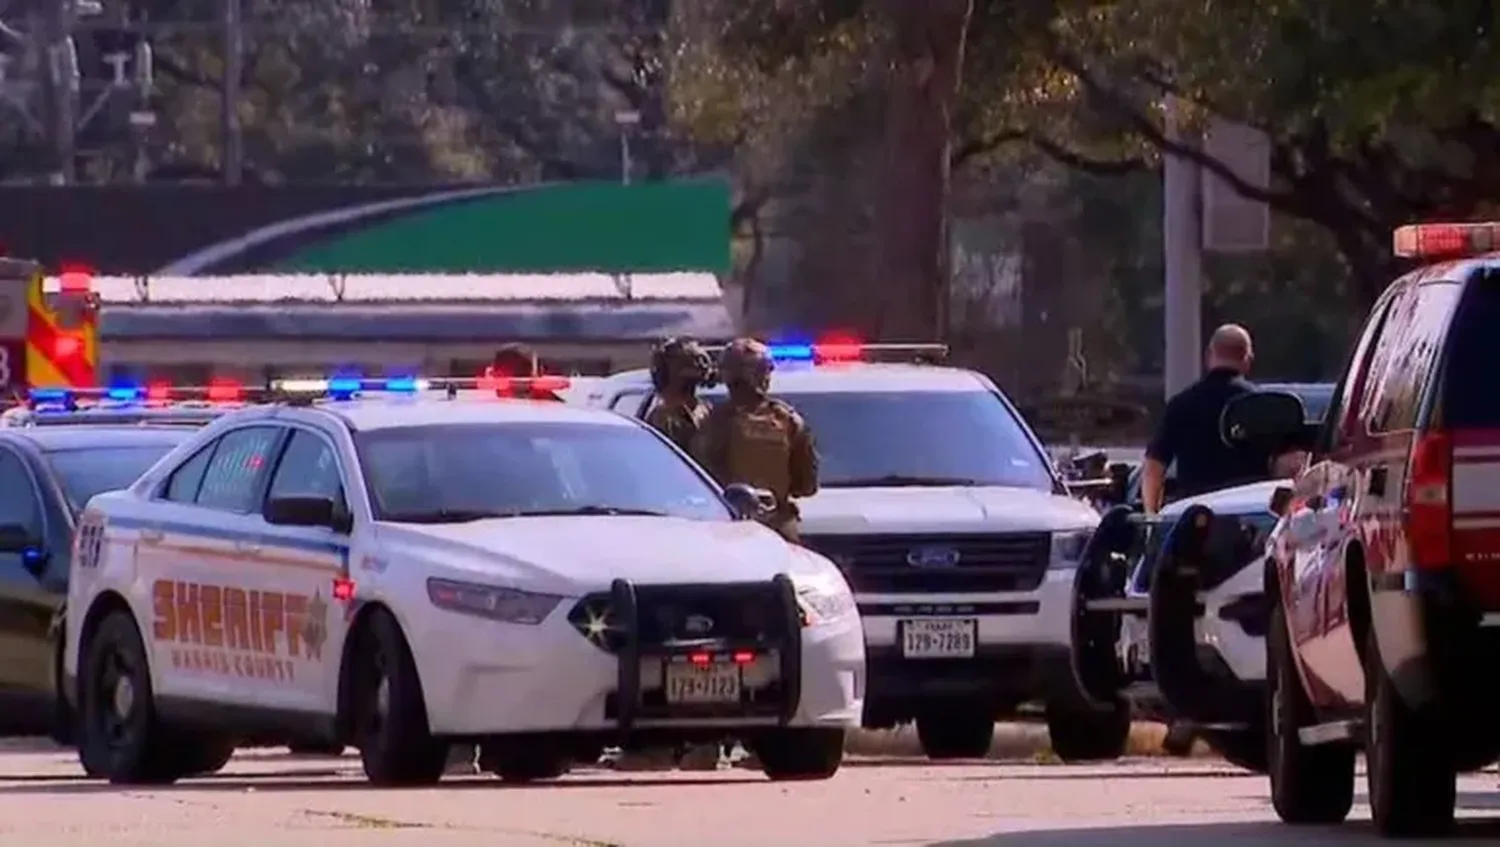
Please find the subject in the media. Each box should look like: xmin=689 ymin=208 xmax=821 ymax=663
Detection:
xmin=607 ymin=574 xmax=803 ymax=736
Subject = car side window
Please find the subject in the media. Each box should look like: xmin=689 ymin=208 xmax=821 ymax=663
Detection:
xmin=612 ymin=390 xmax=649 ymax=416
xmin=1366 ymin=283 xmax=1460 ymax=433
xmin=163 ymin=442 xmax=217 ymax=503
xmin=1320 ymin=286 xmax=1402 ymax=453
xmin=265 ymin=429 xmax=346 ymax=509
xmin=194 ymin=426 xmax=283 ymax=513
xmin=0 ymin=449 xmax=40 ymax=534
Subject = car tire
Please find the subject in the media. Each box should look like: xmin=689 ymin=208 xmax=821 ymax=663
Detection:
xmin=1364 ymin=626 xmax=1456 ymax=837
xmin=1202 ymin=728 xmax=1267 ymax=773
xmin=480 ymin=742 xmax=573 ymax=783
xmin=1266 ymin=605 xmax=1354 ymax=824
xmin=77 ymin=611 xmax=221 ymax=784
xmin=916 ymin=707 xmax=994 ymax=760
xmin=350 ymin=608 xmax=448 ymax=786
xmin=753 ymin=728 xmax=844 ymax=781
xmin=1044 ymin=700 xmax=1130 ymax=762
xmin=288 ymin=741 xmax=346 ymax=756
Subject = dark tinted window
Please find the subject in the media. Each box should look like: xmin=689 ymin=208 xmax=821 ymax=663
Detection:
xmin=266 ymin=430 xmax=345 ymax=505
xmin=355 ymin=423 xmax=730 ymax=523
xmin=164 ymin=443 xmax=215 ymax=503
xmin=195 ymin=427 xmax=282 ymax=512
xmin=1366 ymin=283 xmax=1458 ymax=432
xmin=700 ymin=389 xmax=1054 ymax=490
xmin=1441 ymin=271 xmax=1500 ymax=427
xmin=47 ymin=445 xmax=176 ymax=511
xmin=0 ymin=449 xmax=39 ymax=532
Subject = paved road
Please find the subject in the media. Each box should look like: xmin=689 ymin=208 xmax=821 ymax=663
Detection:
xmin=0 ymin=746 xmax=1495 ymax=846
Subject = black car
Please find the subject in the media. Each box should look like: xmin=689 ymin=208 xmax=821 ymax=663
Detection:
xmin=0 ymin=422 xmax=197 ymax=739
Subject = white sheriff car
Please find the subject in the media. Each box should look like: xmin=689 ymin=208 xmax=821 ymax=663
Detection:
xmin=585 ymin=342 xmax=1125 ymax=761
xmin=63 ymin=376 xmax=864 ymax=786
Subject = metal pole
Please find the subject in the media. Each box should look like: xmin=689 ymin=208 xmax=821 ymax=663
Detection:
xmin=619 ymin=131 xmax=631 ymax=185
xmin=1162 ymin=95 xmax=1203 ymax=399
xmin=222 ymin=0 xmax=242 ymax=185
xmin=46 ymin=0 xmax=76 ymax=183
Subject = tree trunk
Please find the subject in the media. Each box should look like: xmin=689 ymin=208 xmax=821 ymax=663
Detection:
xmin=868 ymin=0 xmax=974 ymax=340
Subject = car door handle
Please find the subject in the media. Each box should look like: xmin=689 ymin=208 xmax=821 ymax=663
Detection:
xmin=1369 ymin=467 xmax=1387 ymax=497
xmin=138 ymin=527 xmax=163 ymax=544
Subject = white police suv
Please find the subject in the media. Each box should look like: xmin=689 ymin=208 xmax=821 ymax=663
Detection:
xmin=63 ymin=375 xmax=864 ymax=786
xmin=586 ymin=341 xmax=1124 ymax=761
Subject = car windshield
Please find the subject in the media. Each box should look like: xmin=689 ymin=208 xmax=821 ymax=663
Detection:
xmin=46 ymin=445 xmax=176 ymax=511
xmin=355 ymin=422 xmax=732 ymax=523
xmin=699 ymin=389 xmax=1054 ymax=490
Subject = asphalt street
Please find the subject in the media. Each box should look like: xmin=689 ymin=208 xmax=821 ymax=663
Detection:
xmin=0 ymin=745 xmax=1495 ymax=846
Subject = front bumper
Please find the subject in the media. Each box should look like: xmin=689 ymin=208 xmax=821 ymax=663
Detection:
xmin=410 ymin=584 xmax=865 ymax=736
xmin=855 ymin=567 xmax=1076 ymax=706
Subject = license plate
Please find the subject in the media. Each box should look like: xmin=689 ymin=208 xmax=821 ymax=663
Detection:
xmin=901 ymin=618 xmax=976 ymax=659
xmin=665 ymin=661 xmax=742 ymax=704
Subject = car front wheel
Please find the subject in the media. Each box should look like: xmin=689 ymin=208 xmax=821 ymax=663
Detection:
xmin=1266 ymin=605 xmax=1353 ymax=824
xmin=349 ymin=608 xmax=448 ymax=786
xmin=753 ymin=728 xmax=844 ymax=780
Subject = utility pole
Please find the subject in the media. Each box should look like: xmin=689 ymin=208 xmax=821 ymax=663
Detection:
xmin=221 ymin=0 xmax=243 ymax=185
xmin=43 ymin=0 xmax=78 ymax=183
xmin=1162 ymin=95 xmax=1203 ymax=399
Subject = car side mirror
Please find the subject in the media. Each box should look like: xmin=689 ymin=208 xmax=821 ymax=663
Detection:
xmin=265 ymin=496 xmax=351 ymax=532
xmin=723 ymin=483 xmax=774 ymax=521
xmin=1268 ymin=486 xmax=1294 ymax=517
xmin=0 ymin=523 xmax=48 ymax=576
xmin=1221 ymin=391 xmax=1307 ymax=454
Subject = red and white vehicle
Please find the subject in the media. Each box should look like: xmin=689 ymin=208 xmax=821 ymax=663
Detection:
xmin=1246 ymin=222 xmax=1500 ymax=837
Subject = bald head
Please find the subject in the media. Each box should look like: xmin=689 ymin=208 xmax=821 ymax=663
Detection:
xmin=1206 ymin=324 xmax=1253 ymax=373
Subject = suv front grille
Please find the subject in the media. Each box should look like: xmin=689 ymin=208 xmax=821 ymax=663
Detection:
xmin=801 ymin=532 xmax=1052 ymax=593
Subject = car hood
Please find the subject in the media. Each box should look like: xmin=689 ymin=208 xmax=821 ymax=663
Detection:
xmin=373 ymin=516 xmax=837 ymax=595
xmin=798 ymin=486 xmax=1099 ymax=534
xmin=1160 ymin=479 xmax=1284 ymax=518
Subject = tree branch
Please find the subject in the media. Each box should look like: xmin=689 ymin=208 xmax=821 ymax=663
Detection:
xmin=950 ymin=128 xmax=1145 ymax=175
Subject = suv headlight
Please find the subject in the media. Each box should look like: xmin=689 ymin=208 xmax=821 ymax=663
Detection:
xmin=795 ymin=580 xmax=856 ymax=626
xmin=426 ymin=578 xmax=563 ymax=625
xmin=1049 ymin=529 xmax=1092 ymax=569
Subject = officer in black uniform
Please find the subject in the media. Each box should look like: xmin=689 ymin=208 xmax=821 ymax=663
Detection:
xmin=1141 ymin=324 xmax=1268 ymax=513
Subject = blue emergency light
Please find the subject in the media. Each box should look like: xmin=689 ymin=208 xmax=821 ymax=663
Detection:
xmin=270 ymin=373 xmax=569 ymax=401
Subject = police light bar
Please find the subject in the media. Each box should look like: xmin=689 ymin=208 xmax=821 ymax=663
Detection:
xmin=1393 ymin=222 xmax=1500 ymax=259
xmin=268 ymin=374 xmax=571 ymax=401
xmin=27 ymin=380 xmax=269 ymax=412
xmin=760 ymin=337 xmax=949 ymax=364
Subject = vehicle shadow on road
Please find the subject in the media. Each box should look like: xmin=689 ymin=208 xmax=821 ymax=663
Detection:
xmin=0 ymin=773 xmax=764 ymax=794
xmin=933 ymin=816 xmax=1500 ymax=846
xmin=938 ymin=766 xmax=1258 ymax=781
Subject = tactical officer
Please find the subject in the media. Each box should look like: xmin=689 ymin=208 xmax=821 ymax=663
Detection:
xmin=485 ymin=343 xmax=562 ymax=401
xmin=693 ymin=338 xmax=818 ymax=542
xmin=644 ymin=337 xmax=714 ymax=453
xmin=1143 ymin=324 xmax=1281 ymax=513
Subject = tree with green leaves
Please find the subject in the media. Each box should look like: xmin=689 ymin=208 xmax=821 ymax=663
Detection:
xmin=706 ymin=0 xmax=1500 ymax=309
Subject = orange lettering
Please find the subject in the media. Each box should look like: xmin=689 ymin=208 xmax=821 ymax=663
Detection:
xmin=260 ymin=592 xmax=284 ymax=655
xmin=284 ymin=594 xmax=307 ymax=657
xmin=247 ymin=591 xmax=264 ymax=652
xmin=200 ymin=585 xmax=224 ymax=647
xmin=224 ymin=588 xmax=249 ymax=649
xmin=152 ymin=581 xmax=176 ymax=641
xmin=174 ymin=582 xmax=203 ymax=644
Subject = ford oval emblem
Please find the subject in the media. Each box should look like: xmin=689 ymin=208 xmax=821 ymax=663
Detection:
xmin=907 ymin=546 xmax=961 ymax=568
xmin=683 ymin=614 xmax=715 ymax=634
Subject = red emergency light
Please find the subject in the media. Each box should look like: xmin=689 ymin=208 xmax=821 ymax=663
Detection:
xmin=1393 ymin=222 xmax=1500 ymax=260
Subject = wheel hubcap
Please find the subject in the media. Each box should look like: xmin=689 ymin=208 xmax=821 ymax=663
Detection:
xmin=112 ymin=675 xmax=135 ymax=720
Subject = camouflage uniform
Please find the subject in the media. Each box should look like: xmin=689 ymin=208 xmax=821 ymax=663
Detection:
xmin=643 ymin=338 xmax=714 ymax=453
xmin=693 ymin=339 xmax=819 ymax=543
